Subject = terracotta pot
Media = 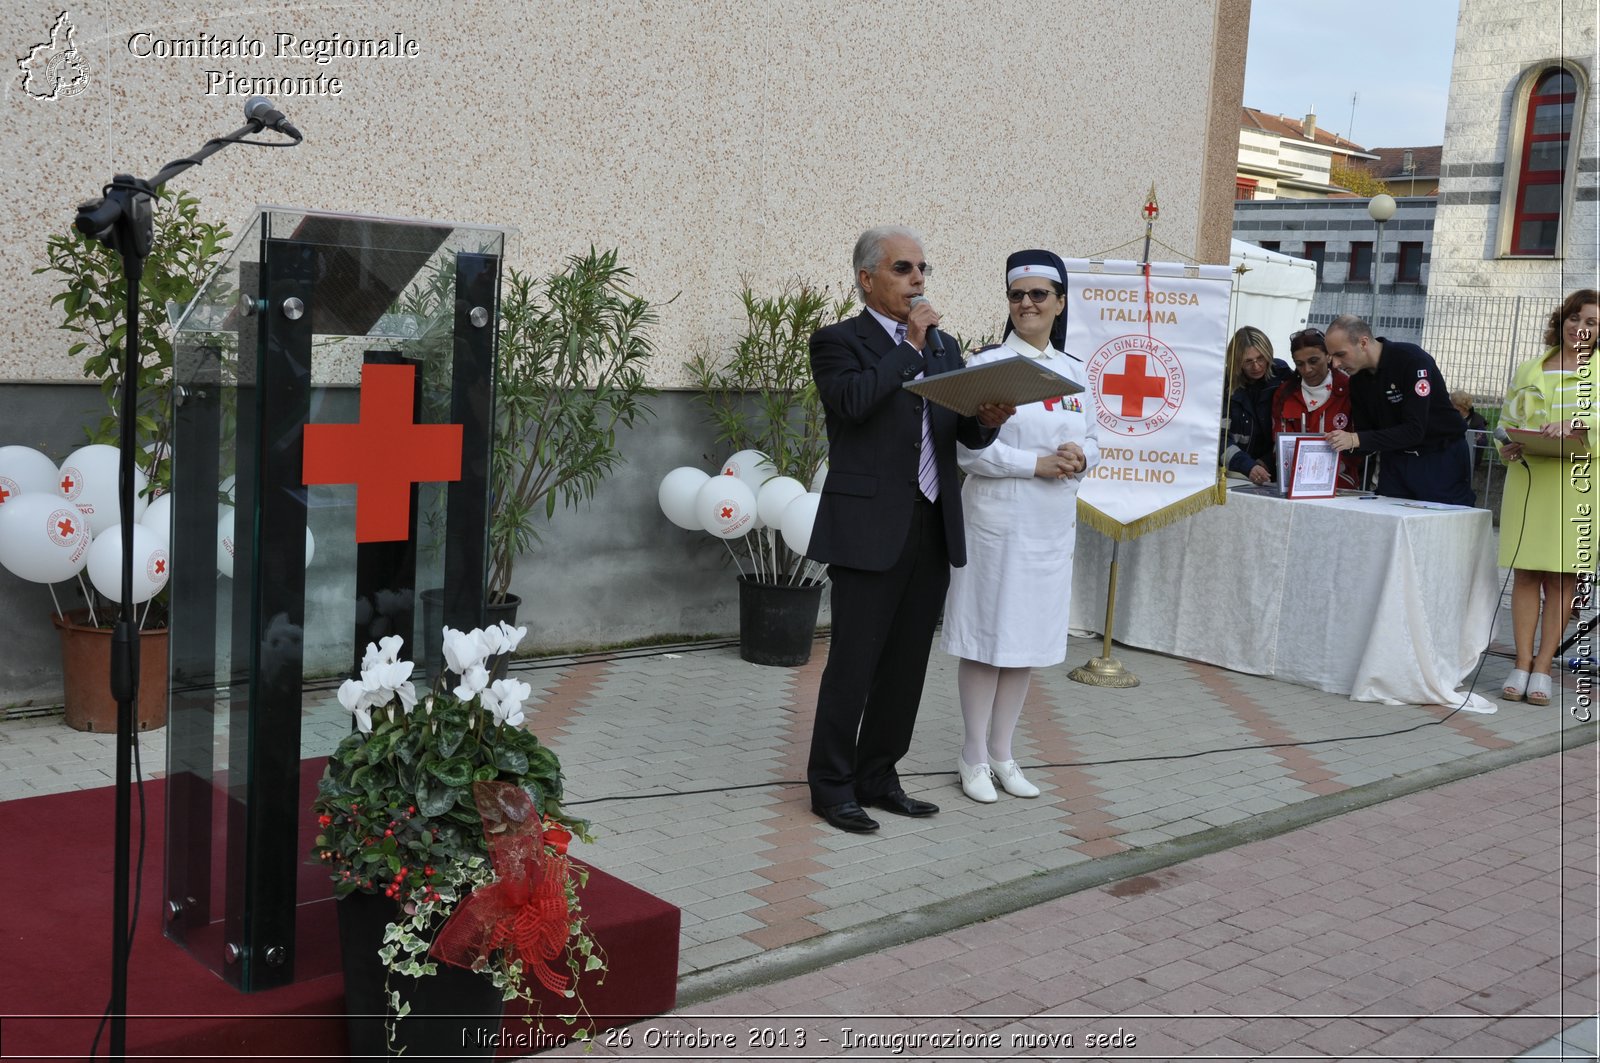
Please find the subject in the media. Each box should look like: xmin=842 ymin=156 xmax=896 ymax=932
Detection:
xmin=51 ymin=610 xmax=169 ymax=732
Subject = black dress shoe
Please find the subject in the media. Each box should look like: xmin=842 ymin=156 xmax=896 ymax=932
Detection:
xmin=812 ymin=800 xmax=880 ymax=833
xmin=865 ymin=789 xmax=939 ymax=817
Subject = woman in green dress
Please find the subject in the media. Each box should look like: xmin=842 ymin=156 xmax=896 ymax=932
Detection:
xmin=1498 ymin=289 xmax=1598 ymax=706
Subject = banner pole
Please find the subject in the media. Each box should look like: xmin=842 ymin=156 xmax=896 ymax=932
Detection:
xmin=1068 ymin=539 xmax=1139 ymax=688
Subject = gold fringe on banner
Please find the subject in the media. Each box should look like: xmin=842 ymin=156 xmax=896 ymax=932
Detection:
xmin=1077 ymin=468 xmax=1227 ymax=543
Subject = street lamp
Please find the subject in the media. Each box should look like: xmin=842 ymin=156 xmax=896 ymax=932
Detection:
xmin=1367 ymin=193 xmax=1397 ymax=326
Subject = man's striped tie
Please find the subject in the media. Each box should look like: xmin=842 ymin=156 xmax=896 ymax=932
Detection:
xmin=896 ymin=324 xmax=940 ymax=502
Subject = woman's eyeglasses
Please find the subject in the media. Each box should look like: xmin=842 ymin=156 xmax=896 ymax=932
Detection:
xmin=1008 ymin=288 xmax=1054 ymax=304
xmin=890 ymin=260 xmax=932 ymax=276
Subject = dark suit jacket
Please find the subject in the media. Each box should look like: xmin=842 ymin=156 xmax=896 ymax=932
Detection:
xmin=807 ymin=310 xmax=996 ymax=571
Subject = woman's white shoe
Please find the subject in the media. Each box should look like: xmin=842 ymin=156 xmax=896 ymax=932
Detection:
xmin=957 ymin=756 xmax=998 ymax=803
xmin=990 ymin=759 xmax=1040 ymax=798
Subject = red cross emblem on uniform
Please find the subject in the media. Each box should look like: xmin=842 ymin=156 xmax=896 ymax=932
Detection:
xmin=1102 ymin=354 xmax=1166 ymax=417
xmin=57 ymin=516 xmax=76 ymax=538
xmin=302 ymin=363 xmax=464 ymax=543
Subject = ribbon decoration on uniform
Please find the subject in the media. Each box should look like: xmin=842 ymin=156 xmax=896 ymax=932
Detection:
xmin=430 ymin=781 xmax=572 ymax=993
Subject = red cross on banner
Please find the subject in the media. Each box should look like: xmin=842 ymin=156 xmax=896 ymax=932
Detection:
xmin=302 ymin=363 xmax=464 ymax=543
xmin=1102 ymin=355 xmax=1166 ymax=418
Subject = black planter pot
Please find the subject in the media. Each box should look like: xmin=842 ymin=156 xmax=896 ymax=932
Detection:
xmin=737 ymin=575 xmax=825 ymax=666
xmin=337 ymin=891 xmax=507 ymax=1062
xmin=420 ymin=592 xmax=522 ymax=678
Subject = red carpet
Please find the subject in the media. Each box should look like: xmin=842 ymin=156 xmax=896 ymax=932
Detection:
xmin=0 ymin=760 xmax=679 ymax=1060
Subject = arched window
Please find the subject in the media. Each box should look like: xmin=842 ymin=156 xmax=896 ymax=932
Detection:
xmin=1502 ymin=64 xmax=1585 ymax=258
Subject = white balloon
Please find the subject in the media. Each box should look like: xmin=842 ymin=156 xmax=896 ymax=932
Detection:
xmin=217 ymin=507 xmax=316 ymax=577
xmin=695 ymin=476 xmax=757 ymax=540
xmin=781 ymin=493 xmax=822 ymax=557
xmin=58 ymin=444 xmax=147 ymax=537
xmin=217 ymin=507 xmax=236 ymax=578
xmin=657 ymin=467 xmax=710 ymax=531
xmin=756 ymin=476 xmax=807 ymax=527
xmin=810 ymin=460 xmax=828 ymax=493
xmin=0 ymin=446 xmax=61 ymax=507
xmin=140 ymin=493 xmax=173 ymax=547
xmin=86 ymin=524 xmax=169 ymax=604
xmin=720 ymin=449 xmax=776 ymax=493
xmin=0 ymin=493 xmax=92 ymax=584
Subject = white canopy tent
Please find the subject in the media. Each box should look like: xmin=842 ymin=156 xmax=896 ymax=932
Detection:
xmin=1227 ymin=239 xmax=1317 ymax=353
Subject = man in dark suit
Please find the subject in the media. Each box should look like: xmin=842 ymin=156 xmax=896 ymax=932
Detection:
xmin=806 ymin=226 xmax=1014 ymax=833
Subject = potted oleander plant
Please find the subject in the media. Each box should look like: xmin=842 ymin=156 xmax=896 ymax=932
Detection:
xmin=685 ymin=281 xmax=854 ymax=665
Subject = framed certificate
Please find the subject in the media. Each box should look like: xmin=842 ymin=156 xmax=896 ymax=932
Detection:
xmin=1287 ymin=437 xmax=1339 ymax=498
xmin=1274 ymin=433 xmax=1319 ymax=494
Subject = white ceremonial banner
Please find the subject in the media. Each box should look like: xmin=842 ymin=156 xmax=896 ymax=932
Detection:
xmin=1066 ymin=263 xmax=1232 ymax=535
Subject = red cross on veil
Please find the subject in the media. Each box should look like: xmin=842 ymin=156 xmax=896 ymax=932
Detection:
xmin=302 ymin=363 xmax=464 ymax=543
xmin=1102 ymin=355 xmax=1167 ymax=418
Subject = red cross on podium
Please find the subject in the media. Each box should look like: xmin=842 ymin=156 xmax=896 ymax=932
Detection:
xmin=303 ymin=363 xmax=464 ymax=543
xmin=1103 ymin=355 xmax=1166 ymax=418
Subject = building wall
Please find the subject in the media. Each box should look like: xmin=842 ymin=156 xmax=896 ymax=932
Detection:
xmin=1233 ymin=198 xmax=1436 ymax=345
xmin=1427 ymin=0 xmax=1599 ymax=360
xmin=0 ymin=0 xmax=1248 ymax=706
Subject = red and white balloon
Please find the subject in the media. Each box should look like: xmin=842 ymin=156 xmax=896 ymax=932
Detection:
xmin=0 ymin=493 xmax=92 ymax=584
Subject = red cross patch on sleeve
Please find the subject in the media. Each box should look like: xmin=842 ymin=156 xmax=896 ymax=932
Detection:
xmin=1414 ymin=379 xmax=1431 ymax=397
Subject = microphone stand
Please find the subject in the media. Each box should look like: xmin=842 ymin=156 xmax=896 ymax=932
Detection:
xmin=73 ymin=117 xmax=284 ymax=1062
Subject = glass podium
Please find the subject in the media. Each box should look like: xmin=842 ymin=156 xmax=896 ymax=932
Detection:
xmin=163 ymin=208 xmax=504 ymax=990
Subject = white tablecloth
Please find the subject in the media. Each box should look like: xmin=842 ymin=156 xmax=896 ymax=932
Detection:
xmin=1069 ymin=489 xmax=1501 ymax=710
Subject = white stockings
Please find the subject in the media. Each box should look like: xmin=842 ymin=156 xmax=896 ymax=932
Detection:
xmin=957 ymin=658 xmax=1033 ymax=766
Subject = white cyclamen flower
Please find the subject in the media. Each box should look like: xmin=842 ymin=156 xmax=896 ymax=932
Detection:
xmin=361 ymin=634 xmax=405 ymax=672
xmin=442 ymin=626 xmax=489 ymax=675
xmin=337 ymin=678 xmax=373 ymax=733
xmin=453 ymin=663 xmax=490 ymax=702
xmin=496 ymin=621 xmax=528 ymax=655
xmin=476 ymin=624 xmax=510 ymax=657
xmin=484 ymin=677 xmax=531 ymax=727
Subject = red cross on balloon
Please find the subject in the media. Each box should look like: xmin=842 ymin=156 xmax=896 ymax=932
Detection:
xmin=57 ymin=517 xmax=76 ymax=538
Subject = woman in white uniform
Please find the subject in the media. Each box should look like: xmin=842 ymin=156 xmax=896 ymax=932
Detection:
xmin=941 ymin=248 xmax=1100 ymax=803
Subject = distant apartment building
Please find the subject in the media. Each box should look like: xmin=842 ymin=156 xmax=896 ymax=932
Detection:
xmin=1233 ymin=197 xmax=1435 ymax=346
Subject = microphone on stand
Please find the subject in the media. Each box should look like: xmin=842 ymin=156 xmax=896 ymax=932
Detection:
xmin=908 ymin=295 xmax=942 ymax=356
xmin=245 ymin=96 xmax=304 ymax=141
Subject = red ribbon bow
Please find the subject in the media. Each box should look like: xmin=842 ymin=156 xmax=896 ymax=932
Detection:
xmin=430 ymin=781 xmax=572 ymax=993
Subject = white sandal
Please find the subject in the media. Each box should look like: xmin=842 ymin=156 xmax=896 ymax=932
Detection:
xmin=1527 ymin=671 xmax=1553 ymax=707
xmin=1502 ymin=669 xmax=1529 ymax=702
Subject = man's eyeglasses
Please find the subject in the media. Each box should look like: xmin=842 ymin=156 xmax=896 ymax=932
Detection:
xmin=890 ymin=260 xmax=932 ymax=276
xmin=1008 ymin=288 xmax=1054 ymax=304
xmin=1289 ymin=328 xmax=1325 ymax=349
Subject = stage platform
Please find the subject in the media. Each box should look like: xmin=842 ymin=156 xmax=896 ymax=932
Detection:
xmin=0 ymin=760 xmax=679 ymax=1060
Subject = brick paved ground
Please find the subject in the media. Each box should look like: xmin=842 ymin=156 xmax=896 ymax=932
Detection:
xmin=2 ymin=590 xmax=1595 ymax=1059
xmin=547 ymin=747 xmax=1597 ymax=1062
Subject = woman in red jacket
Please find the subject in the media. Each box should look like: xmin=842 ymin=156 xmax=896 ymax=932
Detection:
xmin=1271 ymin=328 xmax=1361 ymax=490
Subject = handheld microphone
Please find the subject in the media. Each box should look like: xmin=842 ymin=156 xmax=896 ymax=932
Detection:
xmin=1493 ymin=425 xmax=1530 ymax=466
xmin=245 ymin=96 xmax=303 ymax=141
xmin=908 ymin=295 xmax=942 ymax=356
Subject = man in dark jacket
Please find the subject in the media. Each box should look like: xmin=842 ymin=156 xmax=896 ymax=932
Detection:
xmin=804 ymin=225 xmax=1013 ymax=833
xmin=1324 ymin=314 xmax=1474 ymax=506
